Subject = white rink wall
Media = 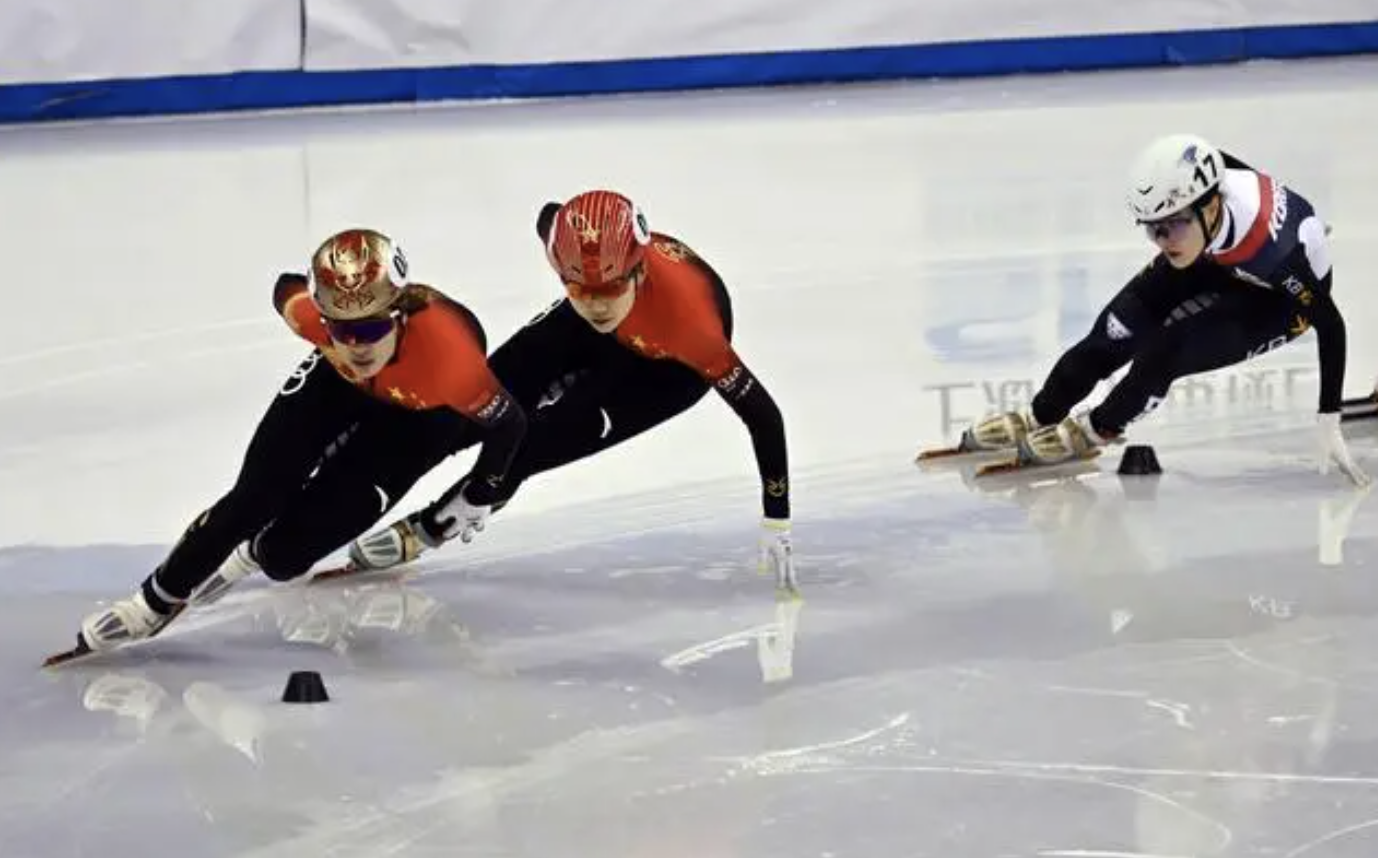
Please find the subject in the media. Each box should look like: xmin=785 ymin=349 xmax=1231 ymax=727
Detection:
xmin=302 ymin=0 xmax=1377 ymax=68
xmin=0 ymin=0 xmax=299 ymax=85
xmin=0 ymin=0 xmax=1374 ymax=121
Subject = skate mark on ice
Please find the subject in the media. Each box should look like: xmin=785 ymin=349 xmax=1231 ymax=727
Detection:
xmin=717 ymin=713 xmax=913 ymax=774
xmin=1041 ymin=685 xmax=1149 ymax=700
xmin=1144 ymin=699 xmax=1194 ymax=729
xmin=608 ymin=564 xmax=688 ymax=579
xmin=1041 ymin=684 xmax=1195 ymax=729
xmin=1038 ymin=851 xmax=1195 ymax=858
xmin=774 ymin=763 xmax=1233 ymax=853
xmin=226 ymin=718 xmax=701 ymax=858
xmin=941 ymin=757 xmax=1378 ymax=787
xmin=1285 ymin=816 xmax=1378 ymax=858
xmin=1224 ymin=638 xmax=1370 ymax=693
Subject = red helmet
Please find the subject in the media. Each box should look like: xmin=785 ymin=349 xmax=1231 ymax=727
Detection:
xmin=545 ymin=191 xmax=651 ymax=290
xmin=310 ymin=228 xmax=409 ymax=320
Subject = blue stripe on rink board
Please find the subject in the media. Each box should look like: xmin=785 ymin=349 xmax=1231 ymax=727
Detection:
xmin=1 ymin=20 xmax=1376 ymax=123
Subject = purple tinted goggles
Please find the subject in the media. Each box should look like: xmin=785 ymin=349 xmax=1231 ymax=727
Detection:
xmin=1141 ymin=211 xmax=1196 ymax=242
xmin=323 ymin=315 xmax=396 ymax=345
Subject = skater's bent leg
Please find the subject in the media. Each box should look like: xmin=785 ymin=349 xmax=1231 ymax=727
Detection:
xmin=1030 ymin=332 xmax=1135 ymax=426
xmin=146 ymin=352 xmax=369 ymax=604
xmin=256 ymin=409 xmax=467 ymax=580
xmin=1089 ymin=292 xmax=1296 ymax=435
xmin=1030 ymin=255 xmax=1217 ymax=426
xmin=487 ymin=359 xmax=710 ymax=506
xmin=1082 ymin=340 xmax=1177 ymax=436
xmin=254 ymin=485 xmax=397 ymax=581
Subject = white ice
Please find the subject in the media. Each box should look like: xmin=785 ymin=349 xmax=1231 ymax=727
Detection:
xmin=2 ymin=56 xmax=1378 ymax=858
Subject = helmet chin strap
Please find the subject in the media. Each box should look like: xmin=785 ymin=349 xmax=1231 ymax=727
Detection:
xmin=1192 ymin=193 xmax=1223 ymax=246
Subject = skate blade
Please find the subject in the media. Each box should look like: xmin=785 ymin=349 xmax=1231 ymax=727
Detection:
xmin=42 ymin=602 xmax=188 ymax=669
xmin=308 ymin=562 xmax=364 ymax=584
xmin=915 ymin=444 xmax=971 ymax=462
xmin=308 ymin=563 xmax=414 ymax=586
xmin=915 ymin=447 xmax=1010 ymax=478
xmin=42 ymin=638 xmax=95 ymax=668
xmin=914 ymin=439 xmax=1011 ymax=463
xmin=975 ymin=448 xmax=1103 ymax=478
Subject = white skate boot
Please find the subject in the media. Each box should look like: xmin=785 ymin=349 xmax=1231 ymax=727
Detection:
xmin=960 ymin=406 xmax=1040 ymax=452
xmin=189 ymin=542 xmax=261 ymax=606
xmin=80 ymin=590 xmax=179 ymax=652
xmin=347 ymin=514 xmax=439 ymax=573
xmin=1016 ymin=412 xmax=1118 ymax=466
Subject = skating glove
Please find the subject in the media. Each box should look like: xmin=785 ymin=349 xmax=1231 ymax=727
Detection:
xmin=1317 ymin=412 xmax=1370 ymax=487
xmin=425 ymin=486 xmax=492 ymax=545
xmin=759 ymin=518 xmax=798 ymax=593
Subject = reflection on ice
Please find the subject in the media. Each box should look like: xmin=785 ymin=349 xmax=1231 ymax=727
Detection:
xmin=3 ymin=424 xmax=1378 ymax=856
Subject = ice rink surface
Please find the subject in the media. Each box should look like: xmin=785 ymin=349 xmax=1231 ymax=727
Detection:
xmin=3 ymin=55 xmax=1378 ymax=857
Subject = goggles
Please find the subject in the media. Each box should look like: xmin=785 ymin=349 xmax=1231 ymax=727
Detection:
xmin=323 ymin=314 xmax=397 ymax=345
xmin=1141 ymin=211 xmax=1197 ymax=242
xmin=562 ymin=263 xmax=643 ymax=302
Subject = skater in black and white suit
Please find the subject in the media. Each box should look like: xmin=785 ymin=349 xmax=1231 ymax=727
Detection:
xmin=958 ymin=133 xmax=1366 ymax=484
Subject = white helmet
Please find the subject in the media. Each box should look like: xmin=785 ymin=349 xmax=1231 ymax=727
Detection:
xmin=1126 ymin=133 xmax=1224 ymax=223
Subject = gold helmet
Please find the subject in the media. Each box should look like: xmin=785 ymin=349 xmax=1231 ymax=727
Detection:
xmin=309 ymin=229 xmax=409 ymax=321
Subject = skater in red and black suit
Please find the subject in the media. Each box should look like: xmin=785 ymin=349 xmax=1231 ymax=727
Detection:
xmin=350 ymin=190 xmax=797 ymax=589
xmin=67 ymin=229 xmax=526 ymax=656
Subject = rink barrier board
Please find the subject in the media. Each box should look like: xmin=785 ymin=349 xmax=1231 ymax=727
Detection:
xmin=0 ymin=20 xmax=1375 ymax=123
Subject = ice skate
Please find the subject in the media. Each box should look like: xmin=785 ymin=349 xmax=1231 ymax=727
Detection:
xmin=971 ymin=414 xmax=1115 ymax=478
xmin=1018 ymin=414 xmax=1114 ymax=465
xmin=189 ymin=541 xmax=261 ymax=606
xmin=916 ymin=406 xmax=1039 ymax=462
xmin=59 ymin=590 xmax=176 ymax=659
xmin=345 ymin=513 xmax=439 ymax=574
xmin=81 ymin=590 xmax=179 ymax=651
xmin=44 ymin=588 xmax=187 ymax=667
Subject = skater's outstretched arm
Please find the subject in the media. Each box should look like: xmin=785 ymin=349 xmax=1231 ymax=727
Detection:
xmin=707 ymin=352 xmax=790 ymax=521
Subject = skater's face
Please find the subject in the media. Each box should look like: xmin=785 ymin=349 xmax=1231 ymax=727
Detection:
xmin=324 ymin=315 xmax=399 ymax=378
xmin=564 ymin=266 xmax=643 ymax=333
xmin=1145 ymin=197 xmax=1222 ymax=269
xmin=570 ymin=289 xmax=636 ymax=333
